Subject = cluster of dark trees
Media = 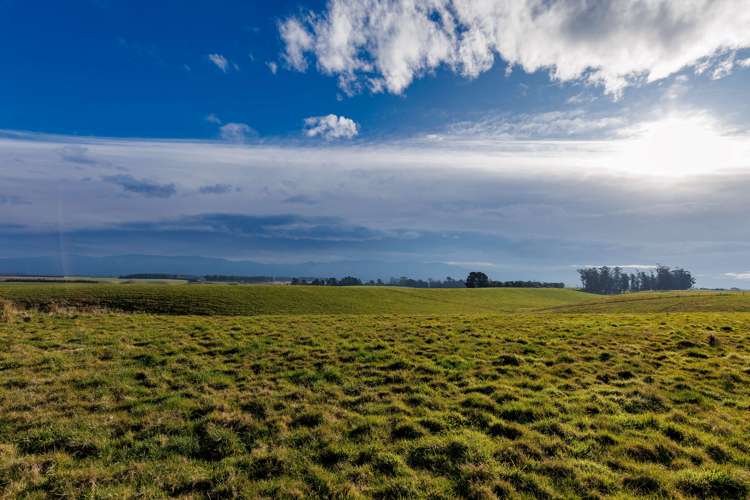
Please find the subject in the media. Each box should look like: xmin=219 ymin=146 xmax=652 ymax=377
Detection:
xmin=293 ymin=276 xmax=467 ymax=288
xmin=121 ymin=274 xmax=296 ymax=284
xmin=291 ymin=277 xmax=363 ymax=286
xmin=464 ymin=272 xmax=564 ymax=289
xmin=380 ymin=277 xmax=466 ymax=288
xmin=200 ymin=275 xmax=284 ymax=284
xmin=293 ymin=274 xmax=566 ymax=289
xmin=578 ymin=266 xmax=695 ymax=295
xmin=121 ymin=273 xmax=193 ymax=280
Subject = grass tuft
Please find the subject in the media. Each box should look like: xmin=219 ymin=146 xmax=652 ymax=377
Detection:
xmin=675 ymin=469 xmax=748 ymax=499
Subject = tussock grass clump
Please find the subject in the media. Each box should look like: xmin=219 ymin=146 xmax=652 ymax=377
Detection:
xmin=1 ymin=312 xmax=749 ymax=497
xmin=408 ymin=431 xmax=494 ymax=475
xmin=623 ymin=473 xmax=664 ymax=495
xmin=1 ymin=300 xmax=19 ymax=324
xmin=675 ymin=469 xmax=748 ymax=499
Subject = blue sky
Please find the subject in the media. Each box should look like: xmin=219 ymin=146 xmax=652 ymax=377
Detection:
xmin=2 ymin=0 xmax=750 ymax=285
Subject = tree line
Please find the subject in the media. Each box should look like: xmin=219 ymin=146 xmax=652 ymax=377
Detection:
xmin=464 ymin=272 xmax=564 ymax=289
xmin=577 ymin=266 xmax=695 ymax=295
xmin=291 ymin=277 xmax=363 ymax=286
xmin=292 ymin=274 xmax=566 ymax=289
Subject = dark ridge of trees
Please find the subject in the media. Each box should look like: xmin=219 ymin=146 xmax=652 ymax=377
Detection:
xmin=120 ymin=273 xmax=194 ymax=280
xmin=121 ymin=274 xmax=294 ymax=283
xmin=465 ymin=271 xmax=564 ymax=289
xmin=578 ymin=265 xmax=695 ymax=295
xmin=200 ymin=275 xmax=289 ymax=284
xmin=116 ymin=272 xmax=564 ymax=289
xmin=488 ymin=280 xmax=565 ymax=288
xmin=382 ymin=277 xmax=466 ymax=288
xmin=0 ymin=278 xmax=99 ymax=284
xmin=291 ymin=277 xmax=363 ymax=286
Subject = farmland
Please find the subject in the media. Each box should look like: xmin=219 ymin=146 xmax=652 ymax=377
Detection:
xmin=1 ymin=283 xmax=750 ymax=316
xmin=0 ymin=284 xmax=598 ymax=316
xmin=1 ymin=286 xmax=749 ymax=498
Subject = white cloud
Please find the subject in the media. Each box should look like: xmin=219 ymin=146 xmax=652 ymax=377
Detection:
xmin=219 ymin=123 xmax=255 ymax=143
xmin=725 ymin=272 xmax=750 ymax=280
xmin=573 ymin=264 xmax=658 ymax=270
xmin=280 ymin=18 xmax=313 ymax=71
xmin=711 ymin=51 xmax=736 ymax=80
xmin=738 ymin=57 xmax=750 ymax=68
xmin=267 ymin=61 xmax=278 ymax=75
xmin=303 ymin=114 xmax=359 ymax=140
xmin=441 ymin=110 xmax=626 ymax=140
xmin=206 ymin=113 xmax=222 ymax=125
xmin=280 ymin=0 xmax=750 ymax=97
xmin=208 ymin=53 xmax=230 ymax=73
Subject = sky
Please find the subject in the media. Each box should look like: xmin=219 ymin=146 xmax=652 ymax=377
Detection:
xmin=2 ymin=0 xmax=750 ymax=286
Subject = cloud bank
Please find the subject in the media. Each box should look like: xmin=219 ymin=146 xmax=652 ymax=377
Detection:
xmin=1 ymin=117 xmax=749 ymax=285
xmin=280 ymin=0 xmax=750 ymax=96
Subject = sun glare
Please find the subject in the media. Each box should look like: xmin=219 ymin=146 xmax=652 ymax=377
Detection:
xmin=609 ymin=115 xmax=747 ymax=176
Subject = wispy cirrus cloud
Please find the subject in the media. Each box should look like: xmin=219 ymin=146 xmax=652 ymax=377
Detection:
xmin=0 ymin=194 xmax=29 ymax=206
xmin=219 ymin=122 xmax=256 ymax=143
xmin=199 ymin=183 xmax=235 ymax=195
xmin=205 ymin=113 xmax=222 ymax=125
xmin=438 ymin=109 xmax=626 ymax=141
xmin=725 ymin=272 xmax=750 ymax=280
xmin=280 ymin=0 xmax=750 ymax=97
xmin=207 ymin=53 xmax=235 ymax=73
xmin=102 ymin=174 xmax=176 ymax=198
xmin=59 ymin=145 xmax=98 ymax=165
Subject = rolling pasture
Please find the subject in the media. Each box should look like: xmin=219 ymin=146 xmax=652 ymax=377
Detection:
xmin=0 ymin=284 xmax=598 ymax=316
xmin=1 ymin=285 xmax=749 ymax=498
xmin=1 ymin=283 xmax=750 ymax=316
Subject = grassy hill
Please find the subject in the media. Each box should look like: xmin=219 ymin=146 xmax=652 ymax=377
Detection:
xmin=0 ymin=283 xmax=597 ymax=315
xmin=546 ymin=291 xmax=750 ymax=313
xmin=3 ymin=284 xmax=750 ymax=316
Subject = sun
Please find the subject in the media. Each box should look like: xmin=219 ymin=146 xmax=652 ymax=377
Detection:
xmin=609 ymin=114 xmax=747 ymax=176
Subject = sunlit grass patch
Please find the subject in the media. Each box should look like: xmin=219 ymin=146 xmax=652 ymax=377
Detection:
xmin=1 ymin=311 xmax=749 ymax=497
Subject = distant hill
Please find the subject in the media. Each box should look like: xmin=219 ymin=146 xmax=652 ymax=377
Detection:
xmin=0 ymin=255 xmax=485 ymax=282
xmin=0 ymin=284 xmax=594 ymax=315
xmin=544 ymin=290 xmax=750 ymax=313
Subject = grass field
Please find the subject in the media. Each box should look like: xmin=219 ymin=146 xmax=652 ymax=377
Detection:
xmin=547 ymin=291 xmax=750 ymax=313
xmin=0 ymin=284 xmax=599 ymax=316
xmin=1 ymin=286 xmax=749 ymax=498
xmin=2 ymin=283 xmax=750 ymax=316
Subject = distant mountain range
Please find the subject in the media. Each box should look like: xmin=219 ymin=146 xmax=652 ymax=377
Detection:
xmin=0 ymin=254 xmax=477 ymax=281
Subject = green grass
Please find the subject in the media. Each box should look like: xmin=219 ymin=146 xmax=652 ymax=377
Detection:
xmin=1 ymin=312 xmax=749 ymax=498
xmin=548 ymin=291 xmax=750 ymax=313
xmin=0 ymin=284 xmax=598 ymax=315
xmin=3 ymin=284 xmax=750 ymax=317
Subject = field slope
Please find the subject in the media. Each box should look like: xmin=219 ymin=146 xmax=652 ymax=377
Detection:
xmin=547 ymin=291 xmax=750 ymax=313
xmin=0 ymin=284 xmax=598 ymax=315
